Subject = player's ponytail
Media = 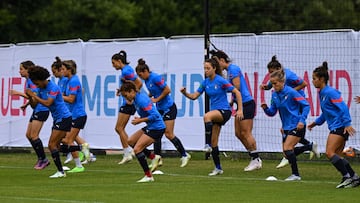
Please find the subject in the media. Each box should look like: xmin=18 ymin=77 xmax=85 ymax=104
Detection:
xmin=112 ymin=50 xmax=129 ymax=64
xmin=313 ymin=61 xmax=329 ymax=84
xmin=135 ymin=58 xmax=150 ymax=73
xmin=267 ymin=55 xmax=282 ymax=70
xmin=51 ymin=57 xmax=62 ymax=70
xmin=209 ymin=50 xmax=231 ymax=63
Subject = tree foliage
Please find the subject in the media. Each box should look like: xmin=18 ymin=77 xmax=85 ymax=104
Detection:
xmin=0 ymin=0 xmax=359 ymax=43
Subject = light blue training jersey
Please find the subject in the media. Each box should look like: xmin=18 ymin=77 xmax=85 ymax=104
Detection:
xmin=38 ymin=80 xmax=71 ymax=123
xmin=263 ymin=85 xmax=310 ymax=130
xmin=227 ymin=63 xmax=253 ymax=103
xmin=315 ymin=85 xmax=351 ymax=131
xmin=145 ymin=72 xmax=173 ymax=112
xmin=64 ymin=75 xmax=86 ymax=119
xmin=134 ymin=92 xmax=165 ymax=130
xmin=197 ymin=74 xmax=234 ymax=111
xmin=26 ymin=78 xmax=48 ymax=112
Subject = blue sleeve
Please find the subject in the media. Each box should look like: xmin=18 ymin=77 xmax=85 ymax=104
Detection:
xmin=48 ymin=85 xmax=60 ymax=100
xmin=196 ymin=80 xmax=205 ymax=94
xmin=228 ymin=66 xmax=238 ymax=81
xmin=266 ymin=81 xmax=273 ymax=89
xmin=153 ymin=74 xmax=166 ymax=89
xmin=68 ymin=79 xmax=81 ymax=95
xmin=286 ymin=70 xmax=304 ymax=87
xmin=315 ymin=113 xmax=326 ymax=125
xmin=27 ymin=79 xmax=39 ymax=93
xmin=142 ymin=103 xmax=157 ymax=122
xmin=329 ymin=91 xmax=352 ymax=127
xmin=264 ymin=94 xmax=277 ymax=116
xmin=220 ymin=77 xmax=235 ymax=92
xmin=293 ymin=91 xmax=310 ymax=124
xmin=122 ymin=67 xmax=137 ymax=81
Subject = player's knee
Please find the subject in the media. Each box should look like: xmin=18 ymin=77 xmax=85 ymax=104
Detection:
xmin=48 ymin=143 xmax=56 ymax=151
xmin=325 ymin=150 xmax=335 ymax=159
xmin=115 ymin=126 xmax=124 ymax=134
xmin=133 ymin=145 xmax=143 ymax=154
xmin=127 ymin=138 xmax=135 ymax=147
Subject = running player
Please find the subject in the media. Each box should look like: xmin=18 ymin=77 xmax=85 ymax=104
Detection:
xmin=61 ymin=60 xmax=90 ymax=173
xmin=111 ymin=50 xmax=143 ymax=164
xmin=308 ymin=61 xmax=359 ymax=188
xmin=26 ymin=65 xmax=71 ymax=178
xmin=10 ymin=61 xmax=50 ymax=170
xmin=260 ymin=55 xmax=319 ymax=168
xmin=261 ymin=69 xmax=311 ymax=181
xmin=119 ymin=81 xmax=165 ymax=183
xmin=211 ymin=50 xmax=262 ymax=171
xmin=51 ymin=57 xmax=93 ymax=165
xmin=180 ymin=58 xmax=243 ymax=176
xmin=135 ymin=58 xmax=191 ymax=169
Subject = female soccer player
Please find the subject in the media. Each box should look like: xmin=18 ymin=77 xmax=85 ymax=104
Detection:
xmin=261 ymin=69 xmax=310 ymax=181
xmin=210 ymin=50 xmax=262 ymax=172
xmin=61 ymin=60 xmax=90 ymax=173
xmin=10 ymin=61 xmax=50 ymax=170
xmin=112 ymin=50 xmax=143 ymax=165
xmin=180 ymin=58 xmax=243 ymax=176
xmin=51 ymin=57 xmax=68 ymax=94
xmin=135 ymin=58 xmax=191 ymax=168
xmin=26 ymin=65 xmax=72 ymax=178
xmin=308 ymin=62 xmax=359 ymax=188
xmin=260 ymin=55 xmax=319 ymax=169
xmin=51 ymin=57 xmax=93 ymax=165
xmin=119 ymin=81 xmax=165 ymax=183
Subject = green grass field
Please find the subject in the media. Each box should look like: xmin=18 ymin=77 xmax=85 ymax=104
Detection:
xmin=0 ymin=151 xmax=359 ymax=203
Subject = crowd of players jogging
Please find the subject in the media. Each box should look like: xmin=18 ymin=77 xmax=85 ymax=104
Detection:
xmin=11 ymin=49 xmax=359 ymax=188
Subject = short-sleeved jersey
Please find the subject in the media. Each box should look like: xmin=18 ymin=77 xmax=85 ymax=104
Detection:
xmin=263 ymin=85 xmax=309 ymax=130
xmin=197 ymin=74 xmax=234 ymax=111
xmin=145 ymin=72 xmax=173 ymax=112
xmin=134 ymin=92 xmax=165 ymax=130
xmin=267 ymin=68 xmax=305 ymax=97
xmin=38 ymin=80 xmax=71 ymax=123
xmin=228 ymin=64 xmax=253 ymax=103
xmin=121 ymin=65 xmax=138 ymax=82
xmin=64 ymin=75 xmax=86 ymax=119
xmin=120 ymin=65 xmax=139 ymax=106
xmin=315 ymin=85 xmax=351 ymax=131
xmin=57 ymin=76 xmax=68 ymax=94
xmin=26 ymin=78 xmax=48 ymax=113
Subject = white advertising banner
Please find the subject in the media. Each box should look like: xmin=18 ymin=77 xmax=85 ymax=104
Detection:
xmin=0 ymin=45 xmax=15 ymax=146
xmin=166 ymin=37 xmax=205 ymax=150
xmin=2 ymin=41 xmax=84 ymax=147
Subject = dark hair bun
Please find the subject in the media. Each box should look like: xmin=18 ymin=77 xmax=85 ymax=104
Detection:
xmin=138 ymin=58 xmax=146 ymax=65
xmin=271 ymin=55 xmax=277 ymax=62
xmin=322 ymin=61 xmax=328 ymax=71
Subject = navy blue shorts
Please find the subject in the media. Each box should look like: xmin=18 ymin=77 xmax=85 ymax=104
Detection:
xmin=119 ymin=104 xmax=136 ymax=115
xmin=30 ymin=111 xmax=49 ymax=122
xmin=72 ymin=115 xmax=87 ymax=129
xmin=234 ymin=100 xmax=255 ymax=120
xmin=283 ymin=127 xmax=306 ymax=143
xmin=330 ymin=127 xmax=349 ymax=141
xmin=215 ymin=109 xmax=232 ymax=126
xmin=141 ymin=127 xmax=165 ymax=140
xmin=52 ymin=117 xmax=72 ymax=132
xmin=158 ymin=103 xmax=177 ymax=121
